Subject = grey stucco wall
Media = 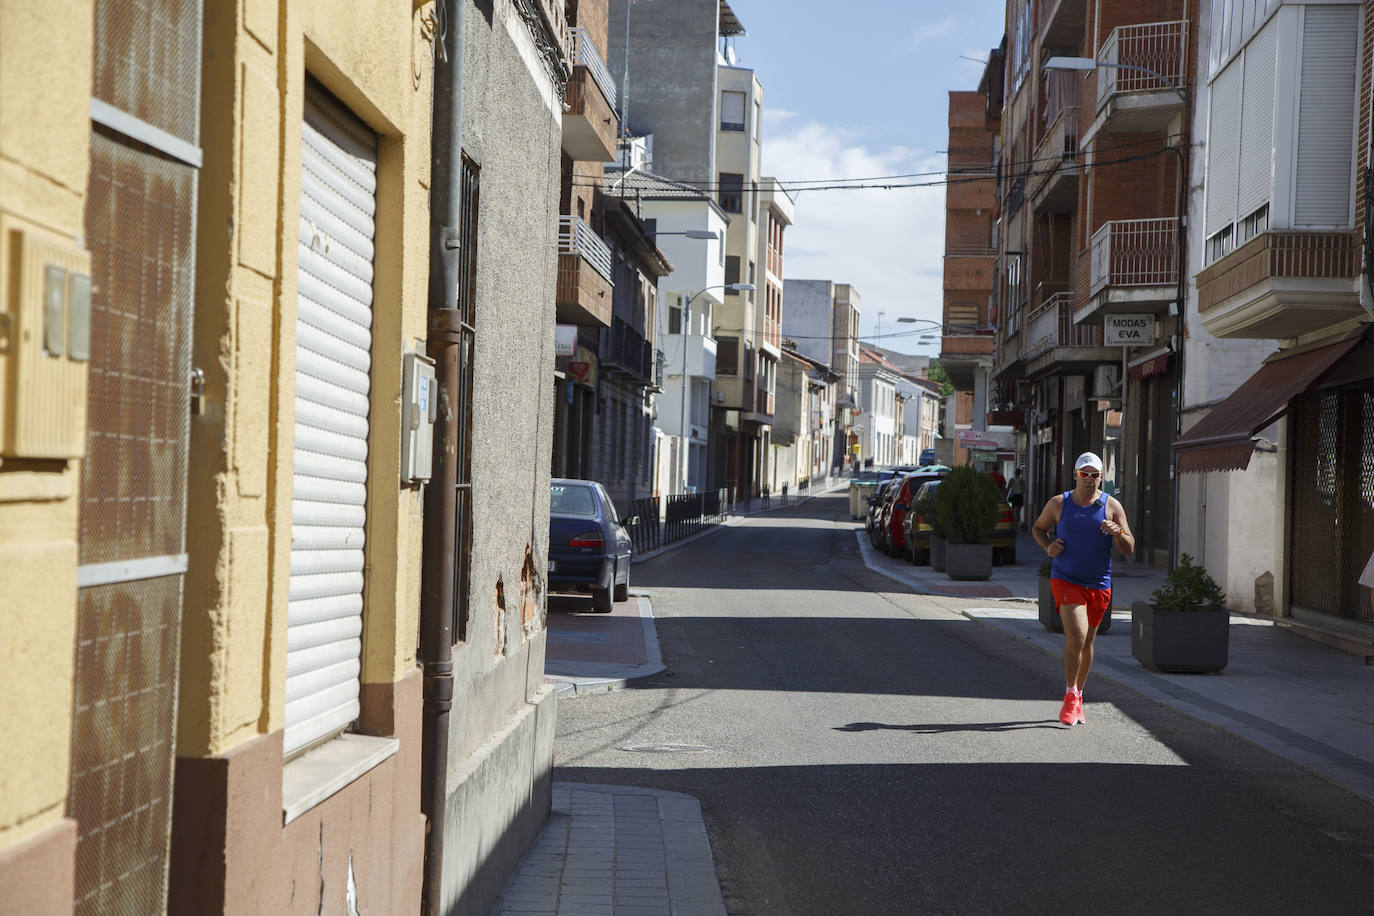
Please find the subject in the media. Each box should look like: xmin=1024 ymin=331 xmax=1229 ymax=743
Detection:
xmin=437 ymin=0 xmax=562 ymax=910
xmin=608 ymin=0 xmax=719 ymax=184
xmin=782 ymin=279 xmax=835 ymax=368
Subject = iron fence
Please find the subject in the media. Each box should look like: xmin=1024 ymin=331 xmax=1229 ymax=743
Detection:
xmin=626 ymin=489 xmax=730 ymax=552
xmin=623 ymin=496 xmax=660 ymax=554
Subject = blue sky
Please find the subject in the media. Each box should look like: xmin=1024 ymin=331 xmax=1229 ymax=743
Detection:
xmin=724 ymin=0 xmax=1007 ymax=352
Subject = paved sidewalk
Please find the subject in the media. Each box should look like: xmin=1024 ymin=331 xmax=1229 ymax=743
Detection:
xmin=489 ymin=783 xmax=727 ymax=916
xmin=962 ymin=605 xmax=1374 ymax=803
xmin=545 ymin=595 xmax=663 ymax=697
xmin=856 ymin=527 xmax=1169 ymax=607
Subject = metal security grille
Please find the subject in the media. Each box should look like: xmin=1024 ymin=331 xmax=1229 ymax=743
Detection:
xmin=1290 ymin=380 xmax=1374 ymax=627
xmin=71 ymin=2 xmax=202 ymax=912
xmin=285 ymin=82 xmax=378 ymax=757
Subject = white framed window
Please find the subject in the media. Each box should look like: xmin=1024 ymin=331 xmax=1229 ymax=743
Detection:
xmin=721 ymin=90 xmax=746 ymax=131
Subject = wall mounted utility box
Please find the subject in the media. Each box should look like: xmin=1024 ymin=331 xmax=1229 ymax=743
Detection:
xmin=401 ymin=351 xmax=437 ymax=483
xmin=0 ymin=218 xmax=92 ymax=460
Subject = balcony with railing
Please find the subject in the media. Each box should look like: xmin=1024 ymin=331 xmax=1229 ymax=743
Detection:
xmin=1196 ymin=230 xmax=1363 ymax=340
xmin=600 ymin=317 xmax=655 ymax=385
xmin=1038 ymin=0 xmax=1086 ymax=48
xmin=1084 ymin=217 xmax=1178 ymax=321
xmin=1022 ymin=292 xmax=1107 ymax=369
xmin=756 ymin=388 xmax=774 ymax=417
xmin=563 ymin=28 xmax=618 ymax=162
xmin=1032 ymin=73 xmax=1079 ymax=214
xmin=1092 ymin=21 xmax=1188 ymax=136
xmin=556 ymin=215 xmax=613 ymax=327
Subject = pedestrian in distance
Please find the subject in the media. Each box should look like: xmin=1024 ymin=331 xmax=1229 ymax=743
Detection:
xmin=1030 ymin=452 xmax=1135 ymax=726
xmin=1006 ymin=468 xmax=1026 ymax=531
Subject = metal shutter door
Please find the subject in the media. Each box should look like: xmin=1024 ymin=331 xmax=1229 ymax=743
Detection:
xmin=286 ymin=83 xmax=377 ymax=757
xmin=1294 ymin=5 xmax=1358 ymax=227
xmin=1236 ymin=18 xmax=1278 ymax=218
xmin=1204 ymin=61 xmax=1242 ymax=237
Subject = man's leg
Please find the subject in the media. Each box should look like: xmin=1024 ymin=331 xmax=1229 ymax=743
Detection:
xmin=1060 ymin=603 xmax=1090 ymax=687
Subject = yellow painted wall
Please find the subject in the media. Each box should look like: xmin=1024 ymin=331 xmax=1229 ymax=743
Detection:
xmin=0 ymin=0 xmax=91 ymax=852
xmin=180 ymin=0 xmax=434 ymax=759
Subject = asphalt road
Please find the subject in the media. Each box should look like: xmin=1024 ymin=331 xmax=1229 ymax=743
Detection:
xmin=552 ymin=493 xmax=1374 ymax=915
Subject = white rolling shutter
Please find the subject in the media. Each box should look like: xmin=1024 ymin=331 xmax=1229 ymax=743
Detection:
xmin=1236 ymin=19 xmax=1278 ymax=219
xmin=1294 ymin=5 xmax=1358 ymax=227
xmin=1204 ymin=61 xmax=1243 ymax=237
xmin=286 ymin=83 xmax=377 ymax=757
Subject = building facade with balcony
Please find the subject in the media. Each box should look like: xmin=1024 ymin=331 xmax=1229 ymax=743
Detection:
xmin=583 ymin=200 xmax=673 ymax=507
xmin=858 ymin=347 xmax=903 ymax=467
xmin=943 ymin=81 xmax=1002 ymax=473
xmin=1171 ymin=0 xmax=1374 ymax=648
xmin=606 ymin=169 xmax=731 ymax=495
xmin=553 ymin=0 xmax=622 ymax=483
xmin=984 ymin=0 xmax=1198 ymax=566
xmin=749 ymin=179 xmax=795 ymax=494
xmin=772 ymin=346 xmax=838 ymax=495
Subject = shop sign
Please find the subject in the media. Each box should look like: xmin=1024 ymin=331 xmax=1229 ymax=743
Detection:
xmin=1035 ymin=425 xmax=1054 ymax=445
xmin=957 ymin=429 xmax=998 ymax=449
xmin=554 ymin=324 xmax=578 ymax=357
xmin=568 ymin=346 xmax=598 ymax=387
xmin=1129 ymin=351 xmax=1170 ymax=381
xmin=972 ymin=450 xmax=997 ymax=463
xmin=1104 ymin=314 xmax=1155 ymax=347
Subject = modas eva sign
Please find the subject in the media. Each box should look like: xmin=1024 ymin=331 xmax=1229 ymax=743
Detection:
xmin=1104 ymin=314 xmax=1155 ymax=347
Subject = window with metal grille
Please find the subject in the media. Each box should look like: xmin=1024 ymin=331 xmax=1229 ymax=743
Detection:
xmin=454 ymin=154 xmax=480 ymax=642
xmin=718 ymin=172 xmax=743 ymax=212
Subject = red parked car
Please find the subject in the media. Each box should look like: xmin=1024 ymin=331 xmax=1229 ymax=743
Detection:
xmin=878 ymin=469 xmax=948 ymax=557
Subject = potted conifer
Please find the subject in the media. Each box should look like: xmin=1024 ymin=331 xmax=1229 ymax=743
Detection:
xmin=935 ymin=466 xmax=999 ymax=581
xmin=1131 ymin=554 xmax=1229 ymax=673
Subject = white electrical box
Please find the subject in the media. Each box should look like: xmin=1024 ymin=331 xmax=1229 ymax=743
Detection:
xmin=401 ymin=351 xmax=437 ymax=483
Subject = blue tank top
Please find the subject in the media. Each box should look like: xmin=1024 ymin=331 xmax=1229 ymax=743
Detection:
xmin=1050 ymin=490 xmax=1112 ymax=590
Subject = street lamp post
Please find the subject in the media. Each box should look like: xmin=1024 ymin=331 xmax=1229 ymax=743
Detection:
xmin=1043 ymin=56 xmax=1189 ymax=569
xmin=677 ymin=282 xmax=754 ymax=495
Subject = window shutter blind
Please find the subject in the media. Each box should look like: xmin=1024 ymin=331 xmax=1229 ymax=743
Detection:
xmin=286 ymin=84 xmax=377 ymax=757
xmin=1294 ymin=5 xmax=1358 ymax=227
xmin=1236 ymin=19 xmax=1278 ymax=218
xmin=1205 ymin=61 xmax=1243 ymax=236
xmin=721 ymin=90 xmax=746 ymax=127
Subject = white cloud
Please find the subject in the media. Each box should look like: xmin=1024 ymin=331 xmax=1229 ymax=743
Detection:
xmin=764 ymin=118 xmax=946 ymax=349
xmin=914 ymin=15 xmax=958 ymax=44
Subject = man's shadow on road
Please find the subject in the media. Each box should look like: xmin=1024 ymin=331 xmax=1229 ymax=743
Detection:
xmin=836 ymin=720 xmax=1064 ymax=733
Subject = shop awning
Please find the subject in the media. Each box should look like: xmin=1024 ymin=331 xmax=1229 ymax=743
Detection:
xmin=1173 ymin=330 xmax=1366 ymax=473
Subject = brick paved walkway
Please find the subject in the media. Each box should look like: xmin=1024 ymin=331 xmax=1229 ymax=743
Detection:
xmin=489 ymin=783 xmax=726 ymax=916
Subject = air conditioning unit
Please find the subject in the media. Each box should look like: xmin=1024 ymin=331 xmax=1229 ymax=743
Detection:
xmin=1092 ymin=365 xmax=1119 ymax=398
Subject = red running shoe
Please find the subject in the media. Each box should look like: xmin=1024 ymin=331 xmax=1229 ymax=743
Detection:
xmin=1073 ymin=696 xmax=1085 ymax=725
xmin=1059 ymin=692 xmax=1078 ymax=726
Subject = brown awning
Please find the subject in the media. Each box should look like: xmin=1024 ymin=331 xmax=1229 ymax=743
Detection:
xmin=1173 ymin=330 xmax=1366 ymax=473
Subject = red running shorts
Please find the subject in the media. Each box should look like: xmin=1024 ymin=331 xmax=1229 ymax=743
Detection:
xmin=1050 ymin=578 xmax=1112 ymax=627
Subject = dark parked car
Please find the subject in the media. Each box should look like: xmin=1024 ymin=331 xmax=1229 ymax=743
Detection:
xmin=878 ymin=469 xmax=948 ymax=557
xmin=548 ymin=479 xmax=635 ymax=612
xmin=866 ymin=477 xmax=899 ymax=544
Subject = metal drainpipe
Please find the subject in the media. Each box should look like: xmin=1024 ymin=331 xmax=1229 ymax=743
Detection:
xmin=420 ymin=0 xmax=465 ymax=912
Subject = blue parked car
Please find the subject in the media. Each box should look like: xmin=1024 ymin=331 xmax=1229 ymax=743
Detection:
xmin=548 ymin=478 xmax=636 ymax=612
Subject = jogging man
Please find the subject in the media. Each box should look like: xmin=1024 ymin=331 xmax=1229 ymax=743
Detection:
xmin=1031 ymin=452 xmax=1135 ymax=726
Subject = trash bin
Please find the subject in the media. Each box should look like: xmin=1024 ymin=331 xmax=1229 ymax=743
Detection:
xmin=849 ymin=480 xmax=878 ymax=519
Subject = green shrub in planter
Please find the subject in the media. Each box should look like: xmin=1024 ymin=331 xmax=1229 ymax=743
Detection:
xmin=933 ymin=466 xmax=999 ymax=545
xmin=1132 ymin=554 xmax=1229 ymax=672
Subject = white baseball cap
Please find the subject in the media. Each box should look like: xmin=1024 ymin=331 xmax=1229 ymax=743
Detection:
xmin=1074 ymin=451 xmax=1103 ymax=472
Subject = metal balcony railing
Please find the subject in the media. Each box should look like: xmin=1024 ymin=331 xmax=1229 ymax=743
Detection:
xmin=1022 ymin=292 xmax=1102 ymax=360
xmin=558 ymin=215 xmax=613 ymax=283
xmin=1090 ymin=218 xmax=1178 ymax=296
xmin=1098 ymin=21 xmax=1188 ymax=108
xmin=600 ymin=317 xmax=655 ymax=383
xmin=569 ymin=28 xmax=617 ymax=109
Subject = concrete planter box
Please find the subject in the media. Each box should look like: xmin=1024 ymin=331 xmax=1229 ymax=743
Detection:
xmin=1130 ymin=601 xmax=1229 ymax=673
xmin=930 ymin=535 xmax=947 ymax=572
xmin=945 ymin=543 xmax=993 ymax=581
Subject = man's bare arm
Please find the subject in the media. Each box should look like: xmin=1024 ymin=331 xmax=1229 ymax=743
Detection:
xmin=1031 ymin=497 xmax=1064 ymax=557
xmin=1101 ymin=497 xmax=1135 ymax=555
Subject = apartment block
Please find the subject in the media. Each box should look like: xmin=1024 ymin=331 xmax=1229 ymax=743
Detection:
xmin=783 ymin=279 xmax=863 ymax=475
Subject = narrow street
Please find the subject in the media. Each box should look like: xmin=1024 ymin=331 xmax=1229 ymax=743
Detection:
xmin=553 ymin=494 xmax=1374 ymax=915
